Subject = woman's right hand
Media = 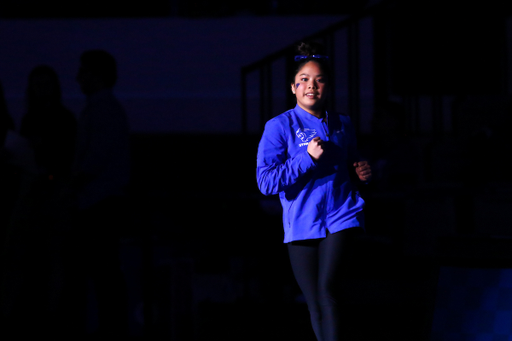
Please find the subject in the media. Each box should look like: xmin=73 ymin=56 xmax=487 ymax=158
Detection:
xmin=307 ymin=137 xmax=324 ymax=161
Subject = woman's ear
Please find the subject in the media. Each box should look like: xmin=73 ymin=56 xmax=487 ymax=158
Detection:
xmin=291 ymin=83 xmax=296 ymax=94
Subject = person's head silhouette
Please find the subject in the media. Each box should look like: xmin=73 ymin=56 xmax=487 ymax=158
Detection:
xmin=76 ymin=50 xmax=117 ymax=96
xmin=26 ymin=65 xmax=62 ymax=110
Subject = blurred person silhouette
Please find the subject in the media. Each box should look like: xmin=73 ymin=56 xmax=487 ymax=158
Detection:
xmin=6 ymin=65 xmax=78 ymax=336
xmin=0 ymin=78 xmax=37 ymax=188
xmin=20 ymin=65 xmax=77 ymax=183
xmin=13 ymin=65 xmax=77 ymax=249
xmin=0 ymin=78 xmax=44 ymax=337
xmin=0 ymin=78 xmax=18 ymax=252
xmin=0 ymin=79 xmax=17 ymax=229
xmin=0 ymin=82 xmax=36 ymax=170
xmin=63 ymin=49 xmax=130 ymax=338
xmin=0 ymin=79 xmax=18 ymax=336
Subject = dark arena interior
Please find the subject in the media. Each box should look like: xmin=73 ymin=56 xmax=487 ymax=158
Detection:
xmin=1 ymin=0 xmax=512 ymax=340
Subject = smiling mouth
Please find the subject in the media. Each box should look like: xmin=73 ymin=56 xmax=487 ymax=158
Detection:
xmin=305 ymin=92 xmax=318 ymax=98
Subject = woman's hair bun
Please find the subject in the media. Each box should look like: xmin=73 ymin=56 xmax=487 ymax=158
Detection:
xmin=291 ymin=40 xmax=331 ymax=83
xmin=296 ymin=41 xmax=324 ymax=57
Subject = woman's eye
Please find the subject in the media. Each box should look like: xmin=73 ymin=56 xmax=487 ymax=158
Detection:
xmin=301 ymin=78 xmax=308 ymax=82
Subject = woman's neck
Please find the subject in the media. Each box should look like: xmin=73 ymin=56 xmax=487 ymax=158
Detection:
xmin=307 ymin=109 xmax=325 ymax=119
xmin=299 ymin=104 xmax=325 ymax=119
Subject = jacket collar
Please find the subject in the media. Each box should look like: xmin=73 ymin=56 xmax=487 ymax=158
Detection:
xmin=293 ymin=104 xmax=327 ymax=123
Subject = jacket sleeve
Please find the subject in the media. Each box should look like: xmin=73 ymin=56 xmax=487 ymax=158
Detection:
xmin=256 ymin=119 xmax=316 ymax=196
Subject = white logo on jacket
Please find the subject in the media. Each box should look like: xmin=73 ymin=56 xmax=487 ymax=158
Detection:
xmin=295 ymin=128 xmax=317 ymax=147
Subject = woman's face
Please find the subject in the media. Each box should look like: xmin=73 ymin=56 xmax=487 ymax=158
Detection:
xmin=291 ymin=61 xmax=328 ymax=116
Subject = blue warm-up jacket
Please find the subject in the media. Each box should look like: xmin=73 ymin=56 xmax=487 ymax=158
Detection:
xmin=256 ymin=105 xmax=365 ymax=243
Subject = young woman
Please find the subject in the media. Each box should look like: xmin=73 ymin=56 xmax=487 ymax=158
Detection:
xmin=256 ymin=42 xmax=371 ymax=341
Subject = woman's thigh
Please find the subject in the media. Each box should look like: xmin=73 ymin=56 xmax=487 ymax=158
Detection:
xmin=287 ymin=227 xmax=363 ymax=305
xmin=317 ymin=227 xmax=363 ymax=302
xmin=287 ymin=238 xmax=321 ymax=306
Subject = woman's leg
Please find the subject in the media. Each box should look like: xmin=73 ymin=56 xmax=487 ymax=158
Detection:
xmin=317 ymin=227 xmax=362 ymax=341
xmin=288 ymin=239 xmax=323 ymax=340
xmin=288 ymin=227 xmax=362 ymax=341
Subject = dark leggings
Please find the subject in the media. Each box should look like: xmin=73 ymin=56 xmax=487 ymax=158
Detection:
xmin=287 ymin=227 xmax=362 ymax=341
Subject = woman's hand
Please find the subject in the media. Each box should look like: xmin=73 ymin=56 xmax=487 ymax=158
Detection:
xmin=307 ymin=137 xmax=324 ymax=161
xmin=353 ymin=161 xmax=372 ymax=182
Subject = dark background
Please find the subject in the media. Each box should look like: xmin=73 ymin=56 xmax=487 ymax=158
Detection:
xmin=2 ymin=0 xmax=512 ymax=340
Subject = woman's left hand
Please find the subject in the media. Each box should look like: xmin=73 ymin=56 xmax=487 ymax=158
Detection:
xmin=353 ymin=161 xmax=372 ymax=182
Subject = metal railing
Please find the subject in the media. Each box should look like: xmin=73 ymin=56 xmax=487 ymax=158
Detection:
xmin=240 ymin=2 xmax=388 ymax=136
xmin=241 ymin=2 xmax=510 ymax=138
